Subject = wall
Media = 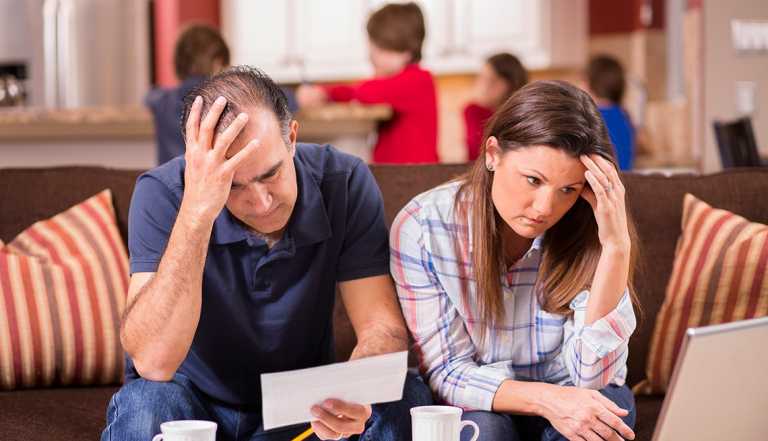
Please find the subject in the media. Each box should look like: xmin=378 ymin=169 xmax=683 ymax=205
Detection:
xmin=700 ymin=0 xmax=768 ymax=171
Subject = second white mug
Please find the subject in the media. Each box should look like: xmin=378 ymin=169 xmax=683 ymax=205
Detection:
xmin=411 ymin=405 xmax=480 ymax=441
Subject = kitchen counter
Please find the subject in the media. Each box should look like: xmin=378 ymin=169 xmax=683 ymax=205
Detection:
xmin=0 ymin=104 xmax=392 ymax=142
xmin=0 ymin=104 xmax=391 ymax=168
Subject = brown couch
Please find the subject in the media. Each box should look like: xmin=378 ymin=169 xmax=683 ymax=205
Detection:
xmin=1 ymin=164 xmax=767 ymax=441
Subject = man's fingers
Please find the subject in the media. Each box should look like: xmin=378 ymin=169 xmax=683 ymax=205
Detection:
xmin=222 ymin=138 xmax=260 ymax=174
xmin=310 ymin=404 xmax=364 ymax=436
xmin=321 ymin=399 xmax=370 ymax=421
xmin=199 ymin=96 xmax=227 ymax=149
xmin=310 ymin=419 xmax=342 ymax=440
xmin=185 ymin=96 xmax=202 ymax=146
xmin=212 ymin=112 xmax=249 ymax=157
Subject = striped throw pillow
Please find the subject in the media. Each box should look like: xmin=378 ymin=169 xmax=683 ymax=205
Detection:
xmin=635 ymin=193 xmax=768 ymax=395
xmin=0 ymin=190 xmax=128 ymax=390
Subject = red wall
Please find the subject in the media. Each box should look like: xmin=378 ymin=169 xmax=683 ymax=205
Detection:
xmin=589 ymin=0 xmax=666 ymax=35
xmin=154 ymin=0 xmax=221 ymax=87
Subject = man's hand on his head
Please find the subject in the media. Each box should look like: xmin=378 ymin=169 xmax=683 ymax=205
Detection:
xmin=180 ymin=95 xmax=260 ymax=224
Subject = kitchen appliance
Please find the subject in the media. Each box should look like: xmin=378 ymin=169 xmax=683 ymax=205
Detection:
xmin=40 ymin=0 xmax=151 ymax=108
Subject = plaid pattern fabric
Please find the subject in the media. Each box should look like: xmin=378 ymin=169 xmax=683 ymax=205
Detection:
xmin=390 ymin=182 xmax=636 ymax=411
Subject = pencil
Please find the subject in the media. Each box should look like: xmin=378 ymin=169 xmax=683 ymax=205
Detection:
xmin=291 ymin=427 xmax=314 ymax=441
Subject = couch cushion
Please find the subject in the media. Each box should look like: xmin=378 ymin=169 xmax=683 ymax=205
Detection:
xmin=0 ymin=167 xmax=140 ymax=245
xmin=621 ymin=168 xmax=768 ymax=386
xmin=0 ymin=190 xmax=128 ymax=389
xmin=633 ymin=395 xmax=664 ymax=441
xmin=0 ymin=386 xmax=118 ymax=441
xmin=635 ymin=193 xmax=768 ymax=395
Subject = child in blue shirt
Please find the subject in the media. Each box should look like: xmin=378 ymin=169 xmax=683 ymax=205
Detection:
xmin=587 ymin=55 xmax=636 ymax=170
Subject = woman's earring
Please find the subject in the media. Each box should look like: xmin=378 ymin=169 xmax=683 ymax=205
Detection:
xmin=486 ymin=164 xmax=494 ymax=172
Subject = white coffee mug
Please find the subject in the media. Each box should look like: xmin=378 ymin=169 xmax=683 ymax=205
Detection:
xmin=411 ymin=406 xmax=480 ymax=441
xmin=151 ymin=420 xmax=217 ymax=441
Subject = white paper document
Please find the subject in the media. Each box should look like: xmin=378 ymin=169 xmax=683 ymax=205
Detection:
xmin=261 ymin=351 xmax=408 ymax=430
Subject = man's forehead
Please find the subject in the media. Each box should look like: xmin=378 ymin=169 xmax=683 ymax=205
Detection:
xmin=223 ymin=106 xmax=282 ymax=159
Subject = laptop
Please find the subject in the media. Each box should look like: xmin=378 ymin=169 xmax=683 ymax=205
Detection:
xmin=652 ymin=316 xmax=768 ymax=441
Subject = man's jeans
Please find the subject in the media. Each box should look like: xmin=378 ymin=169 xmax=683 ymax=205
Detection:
xmin=460 ymin=384 xmax=636 ymax=441
xmin=101 ymin=371 xmax=433 ymax=441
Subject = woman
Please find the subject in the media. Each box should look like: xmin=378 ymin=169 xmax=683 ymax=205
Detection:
xmin=391 ymin=80 xmax=639 ymax=441
xmin=464 ymin=53 xmax=528 ymax=161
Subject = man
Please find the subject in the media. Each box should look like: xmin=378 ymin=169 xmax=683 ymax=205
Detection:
xmin=102 ymin=66 xmax=431 ymax=441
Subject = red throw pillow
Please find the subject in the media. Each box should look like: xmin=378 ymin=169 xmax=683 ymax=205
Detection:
xmin=0 ymin=190 xmax=128 ymax=390
xmin=635 ymin=193 xmax=768 ymax=395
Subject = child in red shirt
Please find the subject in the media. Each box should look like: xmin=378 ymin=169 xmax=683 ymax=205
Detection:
xmin=298 ymin=3 xmax=438 ymax=164
xmin=463 ymin=53 xmax=528 ymax=161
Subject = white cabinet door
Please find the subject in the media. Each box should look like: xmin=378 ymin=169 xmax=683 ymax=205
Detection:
xmin=294 ymin=0 xmax=370 ymax=81
xmin=454 ymin=0 xmax=547 ymax=69
xmin=221 ymin=0 xmax=585 ymax=82
xmin=220 ymin=0 xmax=301 ymax=82
xmin=453 ymin=0 xmax=586 ymax=70
xmin=365 ymin=0 xmax=559 ymax=73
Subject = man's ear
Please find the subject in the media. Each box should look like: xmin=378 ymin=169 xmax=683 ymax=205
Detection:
xmin=288 ymin=120 xmax=299 ymax=156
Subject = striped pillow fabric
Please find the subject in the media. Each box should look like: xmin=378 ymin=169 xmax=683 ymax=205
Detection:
xmin=635 ymin=193 xmax=768 ymax=395
xmin=0 ymin=189 xmax=128 ymax=390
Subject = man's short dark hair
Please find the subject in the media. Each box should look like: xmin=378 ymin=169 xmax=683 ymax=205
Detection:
xmin=181 ymin=66 xmax=292 ymax=144
xmin=174 ymin=24 xmax=230 ymax=80
xmin=366 ymin=2 xmax=426 ymax=63
xmin=587 ymin=55 xmax=626 ymax=104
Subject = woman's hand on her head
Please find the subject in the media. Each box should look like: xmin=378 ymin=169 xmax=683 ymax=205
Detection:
xmin=579 ymin=155 xmax=631 ymax=253
xmin=539 ymin=384 xmax=635 ymax=441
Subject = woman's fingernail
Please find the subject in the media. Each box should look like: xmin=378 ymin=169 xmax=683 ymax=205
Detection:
xmin=194 ymin=96 xmax=202 ymax=104
xmin=310 ymin=406 xmax=320 ymax=417
xmin=216 ymin=96 xmax=226 ymax=104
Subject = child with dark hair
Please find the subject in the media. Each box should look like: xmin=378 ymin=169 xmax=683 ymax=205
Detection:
xmin=587 ymin=55 xmax=636 ymax=170
xmin=464 ymin=53 xmax=529 ymax=161
xmin=297 ymin=3 xmax=438 ymax=164
xmin=145 ymin=24 xmax=230 ymax=165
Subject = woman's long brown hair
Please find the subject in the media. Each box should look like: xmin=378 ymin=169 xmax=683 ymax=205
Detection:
xmin=454 ymin=80 xmax=641 ymax=336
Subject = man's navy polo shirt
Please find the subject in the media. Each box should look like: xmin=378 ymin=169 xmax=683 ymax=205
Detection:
xmin=125 ymin=144 xmax=390 ymax=406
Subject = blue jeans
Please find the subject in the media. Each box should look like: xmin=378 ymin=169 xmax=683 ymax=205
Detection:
xmin=460 ymin=384 xmax=636 ymax=441
xmin=101 ymin=371 xmax=432 ymax=441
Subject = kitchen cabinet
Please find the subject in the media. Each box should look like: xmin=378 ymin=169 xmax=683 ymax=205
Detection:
xmin=221 ymin=0 xmax=586 ymax=83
